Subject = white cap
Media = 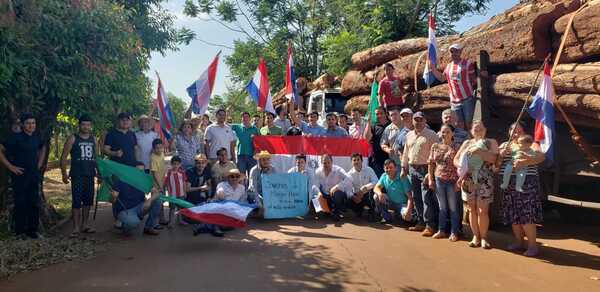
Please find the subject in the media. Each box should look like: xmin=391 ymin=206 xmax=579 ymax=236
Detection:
xmin=400 ymin=108 xmax=413 ymax=116
xmin=449 ymin=43 xmax=463 ymax=50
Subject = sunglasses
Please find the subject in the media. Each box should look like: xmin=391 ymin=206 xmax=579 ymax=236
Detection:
xmin=229 ymin=175 xmax=240 ymax=178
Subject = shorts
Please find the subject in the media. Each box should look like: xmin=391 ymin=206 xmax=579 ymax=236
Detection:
xmin=451 ymin=97 xmax=476 ymax=126
xmin=71 ymin=176 xmax=95 ymax=208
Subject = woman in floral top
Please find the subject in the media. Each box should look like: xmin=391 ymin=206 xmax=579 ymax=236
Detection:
xmin=427 ymin=124 xmax=460 ymax=241
xmin=175 ymin=120 xmax=203 ymax=170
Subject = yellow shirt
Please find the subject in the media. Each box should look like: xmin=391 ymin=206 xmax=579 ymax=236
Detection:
xmin=402 ymin=128 xmax=439 ymax=167
xmin=150 ymin=153 xmax=166 ymax=188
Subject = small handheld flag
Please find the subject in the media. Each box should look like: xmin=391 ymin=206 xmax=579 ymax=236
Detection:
xmin=156 ymin=72 xmax=175 ymax=141
xmin=423 ymin=12 xmax=438 ymax=87
xmin=367 ymin=80 xmax=379 ymax=125
xmin=246 ymin=58 xmax=275 ymax=114
xmin=187 ymin=51 xmax=220 ymax=115
xmin=527 ymin=63 xmax=556 ymax=161
xmin=285 ymin=44 xmax=299 ymax=105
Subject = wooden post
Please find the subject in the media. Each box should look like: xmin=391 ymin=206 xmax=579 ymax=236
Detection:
xmin=477 ymin=50 xmax=491 ymax=124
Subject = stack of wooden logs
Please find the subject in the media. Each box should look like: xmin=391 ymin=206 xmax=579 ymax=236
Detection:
xmin=341 ymin=0 xmax=600 ymax=129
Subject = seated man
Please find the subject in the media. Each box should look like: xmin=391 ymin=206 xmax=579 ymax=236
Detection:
xmin=373 ymin=159 xmax=414 ymax=224
xmin=288 ymin=154 xmax=315 ymax=197
xmin=347 ymin=153 xmax=378 ymax=218
xmin=313 ymin=154 xmax=352 ymax=221
xmin=186 ymin=154 xmax=212 ymax=205
xmin=111 ymin=161 xmax=161 ymax=236
xmin=248 ymin=151 xmax=277 ymax=211
xmin=211 ymin=147 xmax=237 ymax=186
xmin=191 ymin=168 xmax=246 ymax=238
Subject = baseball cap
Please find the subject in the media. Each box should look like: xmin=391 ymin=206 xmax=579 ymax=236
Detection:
xmin=449 ymin=43 xmax=463 ymax=50
xmin=413 ymin=111 xmax=425 ymax=119
xmin=117 ymin=112 xmax=132 ymax=120
xmin=400 ymin=108 xmax=413 ymax=116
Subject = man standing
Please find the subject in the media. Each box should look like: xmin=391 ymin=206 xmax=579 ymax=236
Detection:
xmin=103 ymin=112 xmax=139 ymax=166
xmin=338 ymin=114 xmax=350 ymax=133
xmin=60 ymin=115 xmax=97 ymax=237
xmin=260 ymin=112 xmax=283 ymax=135
xmin=364 ymin=107 xmax=390 ymax=177
xmin=248 ymin=151 xmax=277 ymax=212
xmin=393 ymin=108 xmax=415 ymax=161
xmin=348 ymin=108 xmax=367 ymax=139
xmin=251 ymin=114 xmax=263 ymax=129
xmin=380 ymin=109 xmax=404 ymax=166
xmin=313 ymin=154 xmax=352 ymax=221
xmin=0 ymin=113 xmax=46 ymax=238
xmin=274 ymin=106 xmax=292 ymax=133
xmin=135 ymin=115 xmax=158 ymax=172
xmin=440 ymin=108 xmax=469 ymax=147
xmin=231 ymin=112 xmax=259 ymax=180
xmin=204 ymin=109 xmax=237 ymax=164
xmin=323 ymin=112 xmax=348 ymax=137
xmin=347 ymin=153 xmax=378 ymax=218
xmin=296 ymin=111 xmax=325 ymax=137
xmin=378 ymin=63 xmax=405 ymax=111
xmin=431 ymin=43 xmax=478 ymax=130
xmin=401 ymin=112 xmax=440 ymax=236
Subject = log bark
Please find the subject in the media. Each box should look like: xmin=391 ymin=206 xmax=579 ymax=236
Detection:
xmin=351 ymin=38 xmax=428 ymax=71
xmin=341 ymin=70 xmax=373 ymax=97
xmin=492 ymin=63 xmax=600 ymax=95
xmin=344 ymin=95 xmax=370 ymax=114
xmin=552 ymin=1 xmax=600 ymax=63
xmin=494 ymin=88 xmax=600 ymax=121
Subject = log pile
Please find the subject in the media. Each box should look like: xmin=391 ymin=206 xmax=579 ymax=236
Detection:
xmin=272 ymin=73 xmax=340 ymax=109
xmin=340 ymin=0 xmax=600 ymax=129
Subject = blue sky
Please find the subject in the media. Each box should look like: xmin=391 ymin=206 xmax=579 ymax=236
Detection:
xmin=149 ymin=0 xmax=519 ymax=102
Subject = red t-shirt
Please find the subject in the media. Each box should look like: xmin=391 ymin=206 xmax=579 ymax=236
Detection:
xmin=378 ymin=76 xmax=404 ymax=107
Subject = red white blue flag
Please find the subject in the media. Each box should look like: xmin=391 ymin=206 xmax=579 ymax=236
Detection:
xmin=423 ymin=12 xmax=438 ymax=87
xmin=528 ymin=63 xmax=555 ymax=161
xmin=253 ymin=136 xmax=370 ymax=172
xmin=179 ymin=201 xmax=256 ymax=228
xmin=187 ymin=51 xmax=220 ymax=115
xmin=285 ymin=44 xmax=299 ymax=105
xmin=246 ymin=58 xmax=275 ymax=114
xmin=155 ymin=72 xmax=175 ymax=141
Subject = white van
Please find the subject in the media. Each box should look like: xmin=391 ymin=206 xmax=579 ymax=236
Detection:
xmin=306 ymin=88 xmax=347 ymax=125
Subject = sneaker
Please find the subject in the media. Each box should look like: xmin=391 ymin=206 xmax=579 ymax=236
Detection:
xmin=481 ymin=239 xmax=492 ymax=249
xmin=114 ymin=220 xmax=123 ymax=229
xmin=143 ymin=228 xmax=160 ymax=236
xmin=421 ymin=227 xmax=435 ymax=237
xmin=432 ymin=231 xmax=447 ymax=239
xmin=211 ymin=227 xmax=225 ymax=237
xmin=523 ymin=246 xmax=539 ymax=257
xmin=408 ymin=224 xmax=425 ymax=232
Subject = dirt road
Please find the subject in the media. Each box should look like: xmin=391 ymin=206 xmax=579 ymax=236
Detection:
xmin=1 ymin=204 xmax=599 ymax=291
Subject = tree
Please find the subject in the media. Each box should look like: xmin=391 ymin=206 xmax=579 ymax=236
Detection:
xmin=208 ymin=86 xmax=258 ymax=119
xmin=0 ymin=0 xmax=190 ymax=221
xmin=167 ymin=92 xmax=188 ymax=126
xmin=184 ymin=0 xmax=491 ymax=90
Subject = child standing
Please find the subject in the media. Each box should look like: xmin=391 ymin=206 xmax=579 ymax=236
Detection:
xmin=149 ymin=139 xmax=167 ymax=227
xmin=500 ymin=135 xmax=537 ymax=192
xmin=164 ymin=156 xmax=188 ymax=227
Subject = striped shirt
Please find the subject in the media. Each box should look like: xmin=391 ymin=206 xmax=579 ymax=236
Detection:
xmin=444 ymin=59 xmax=475 ymax=103
xmin=498 ymin=142 xmax=539 ymax=177
xmin=164 ymin=168 xmax=187 ymax=198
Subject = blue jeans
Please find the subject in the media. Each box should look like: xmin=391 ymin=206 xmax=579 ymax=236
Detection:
xmin=435 ymin=178 xmax=460 ymax=234
xmin=237 ymin=155 xmax=256 ymax=177
xmin=323 ymin=190 xmax=347 ymax=216
xmin=451 ymin=96 xmax=476 ymax=127
xmin=115 ymin=200 xmax=161 ymax=233
xmin=374 ymin=194 xmax=406 ymax=222
xmin=409 ymin=166 xmax=439 ymax=229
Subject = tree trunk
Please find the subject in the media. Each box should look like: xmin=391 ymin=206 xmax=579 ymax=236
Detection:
xmin=341 ymin=70 xmax=373 ymax=97
xmin=350 ymin=38 xmax=428 ymax=71
xmin=492 ymin=62 xmax=600 ymax=95
xmin=343 ymin=95 xmax=370 ymax=113
xmin=552 ymin=2 xmax=600 ymax=63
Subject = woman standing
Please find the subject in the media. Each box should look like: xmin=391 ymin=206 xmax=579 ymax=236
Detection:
xmin=175 ymin=120 xmax=203 ymax=170
xmin=497 ymin=122 xmax=545 ymax=257
xmin=428 ymin=124 xmax=460 ymax=241
xmin=454 ymin=121 xmax=499 ymax=249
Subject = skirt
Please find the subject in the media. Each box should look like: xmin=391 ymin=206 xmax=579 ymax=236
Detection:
xmin=501 ymin=174 xmax=543 ymax=225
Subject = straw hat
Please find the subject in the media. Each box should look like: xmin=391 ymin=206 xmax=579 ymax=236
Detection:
xmin=253 ymin=150 xmax=272 ymax=160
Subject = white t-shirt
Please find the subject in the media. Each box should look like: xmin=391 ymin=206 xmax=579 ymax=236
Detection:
xmin=135 ymin=130 xmax=159 ymax=169
xmin=216 ymin=181 xmax=247 ymax=202
xmin=204 ymin=124 xmax=237 ymax=159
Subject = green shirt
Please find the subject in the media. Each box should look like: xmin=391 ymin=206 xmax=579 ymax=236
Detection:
xmin=377 ymin=173 xmax=412 ymax=204
xmin=231 ymin=124 xmax=259 ymax=156
xmin=260 ymin=125 xmax=283 ymax=136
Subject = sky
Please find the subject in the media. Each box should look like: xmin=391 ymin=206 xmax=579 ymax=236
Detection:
xmin=149 ymin=0 xmax=519 ymax=103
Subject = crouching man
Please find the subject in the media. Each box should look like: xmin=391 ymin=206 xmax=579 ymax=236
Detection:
xmin=111 ymin=162 xmax=161 ymax=236
xmin=373 ymin=159 xmax=414 ymax=224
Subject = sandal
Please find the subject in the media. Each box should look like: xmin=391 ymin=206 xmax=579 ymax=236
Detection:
xmin=82 ymin=227 xmax=96 ymax=234
xmin=468 ymin=239 xmax=481 ymax=248
xmin=481 ymin=239 xmax=492 ymax=250
xmin=449 ymin=233 xmax=459 ymax=242
xmin=523 ymin=246 xmax=539 ymax=257
xmin=507 ymin=242 xmax=525 ymax=251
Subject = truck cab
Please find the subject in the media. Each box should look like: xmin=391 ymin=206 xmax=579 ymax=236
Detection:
xmin=306 ymin=88 xmax=346 ymax=125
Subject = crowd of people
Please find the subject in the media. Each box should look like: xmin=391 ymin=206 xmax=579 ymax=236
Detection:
xmin=0 ymin=44 xmax=545 ymax=257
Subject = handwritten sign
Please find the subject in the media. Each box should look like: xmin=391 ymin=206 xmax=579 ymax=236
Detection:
xmin=262 ymin=173 xmax=309 ymax=219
